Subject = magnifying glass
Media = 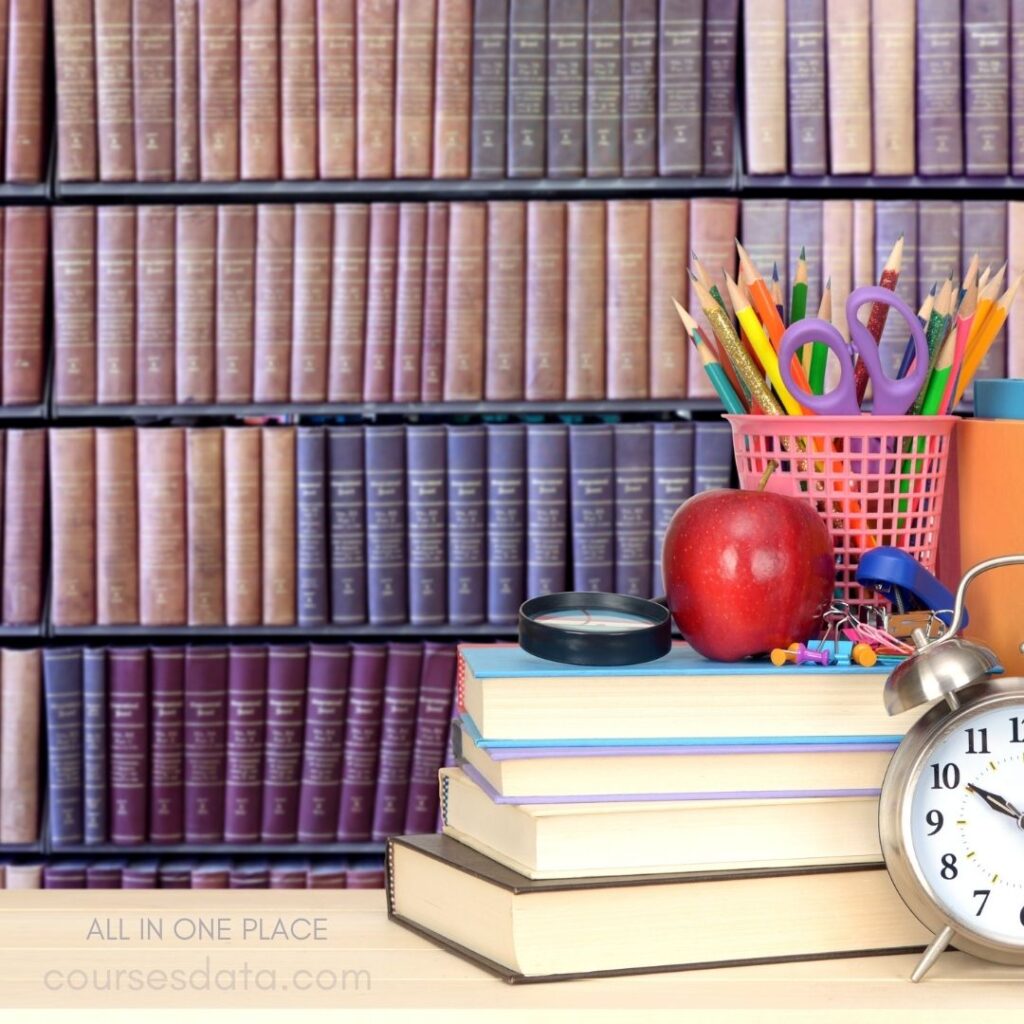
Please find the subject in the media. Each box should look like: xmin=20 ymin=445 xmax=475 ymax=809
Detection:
xmin=518 ymin=592 xmax=673 ymax=667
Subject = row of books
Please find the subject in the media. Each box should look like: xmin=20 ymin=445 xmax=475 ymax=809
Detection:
xmin=54 ymin=0 xmax=738 ymax=184
xmin=1 ymin=859 xmax=386 ymax=889
xmin=42 ymin=642 xmax=457 ymax=847
xmin=388 ymin=642 xmax=931 ymax=981
xmin=48 ymin=421 xmax=731 ymax=629
xmin=745 ymin=0 xmax=1024 ymax=178
xmin=0 ymin=3 xmax=45 ymax=183
xmin=55 ymin=198 xmax=718 ymax=409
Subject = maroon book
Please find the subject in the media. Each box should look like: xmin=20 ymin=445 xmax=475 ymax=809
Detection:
xmin=108 ymin=648 xmax=149 ymax=844
xmin=2 ymin=208 xmax=48 ymax=405
xmin=371 ymin=642 xmax=423 ymax=840
xmin=135 ymin=205 xmax=177 ymax=405
xmin=392 ymin=204 xmax=428 ymax=402
xmin=420 ymin=202 xmax=449 ymax=402
xmin=327 ymin=204 xmax=369 ymax=403
xmin=223 ymin=645 xmax=268 ymax=842
xmin=336 ymin=643 xmax=387 ymax=840
xmin=290 ymin=204 xmax=333 ymax=403
xmin=297 ymin=644 xmax=352 ymax=841
xmin=363 ymin=203 xmax=399 ymax=402
xmin=402 ymin=643 xmax=457 ymax=833
xmin=149 ymin=646 xmax=185 ymax=843
xmin=260 ymin=645 xmax=309 ymax=841
xmin=184 ymin=646 xmax=227 ymax=842
xmin=122 ymin=861 xmax=159 ymax=888
xmin=52 ymin=207 xmax=97 ymax=406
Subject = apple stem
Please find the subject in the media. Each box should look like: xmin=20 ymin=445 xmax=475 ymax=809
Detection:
xmin=757 ymin=460 xmax=779 ymax=492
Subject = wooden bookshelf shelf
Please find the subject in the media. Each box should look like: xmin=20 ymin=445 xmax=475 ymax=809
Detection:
xmin=0 ymin=624 xmax=45 ymax=639
xmin=49 ymin=623 xmax=518 ymax=640
xmin=54 ymin=175 xmax=738 ymax=204
xmin=0 ymin=181 xmax=49 ymax=203
xmin=740 ymin=172 xmax=1024 ymax=199
xmin=51 ymin=399 xmax=725 ymax=421
xmin=0 ymin=402 xmax=48 ymax=421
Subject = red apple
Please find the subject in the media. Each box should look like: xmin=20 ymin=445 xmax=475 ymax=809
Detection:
xmin=662 ymin=489 xmax=835 ymax=662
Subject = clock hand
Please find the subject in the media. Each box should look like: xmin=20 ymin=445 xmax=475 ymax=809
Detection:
xmin=965 ymin=782 xmax=1024 ymax=824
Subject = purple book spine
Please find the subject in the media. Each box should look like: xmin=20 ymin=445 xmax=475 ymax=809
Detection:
xmin=406 ymin=426 xmax=448 ymax=626
xmin=693 ymin=421 xmax=734 ymax=493
xmin=328 ymin=426 xmax=367 ymax=624
xmin=44 ymin=863 xmax=88 ymax=888
xmin=586 ymin=0 xmax=622 ymax=177
xmin=786 ymin=0 xmax=826 ymax=176
xmin=371 ymin=642 xmax=423 ymax=839
xmin=86 ymin=863 xmax=124 ymax=888
xmin=159 ymin=862 xmax=194 ymax=888
xmin=875 ymin=200 xmax=920 ymax=375
xmin=149 ymin=647 xmax=185 ymax=843
xmin=962 ymin=200 xmax=1009 ymax=391
xmin=1013 ymin=0 xmax=1024 ymax=173
xmin=260 ymin=645 xmax=308 ymax=841
xmin=42 ymin=649 xmax=84 ymax=846
xmin=122 ymin=861 xmax=159 ymax=888
xmin=569 ymin=424 xmax=614 ymax=592
xmin=470 ymin=0 xmax=510 ymax=179
xmin=83 ymin=649 xmax=108 ymax=845
xmin=486 ymin=423 xmax=526 ymax=625
xmin=184 ymin=647 xmax=228 ymax=842
xmin=403 ymin=644 xmax=457 ymax=833
xmin=525 ymin=423 xmax=568 ymax=598
xmin=364 ymin=426 xmax=407 ymax=625
xmin=229 ymin=863 xmax=270 ymax=888
xmin=297 ymin=426 xmax=329 ymax=627
xmin=652 ymin=422 xmax=694 ymax=596
xmin=507 ymin=0 xmax=548 ymax=178
xmin=657 ymin=0 xmax=703 ymax=175
xmin=965 ymin=0 xmax=1010 ymax=176
xmin=613 ymin=423 xmax=653 ymax=598
xmin=445 ymin=425 xmax=487 ymax=625
xmin=270 ymin=862 xmax=308 ymax=888
xmin=917 ymin=201 xmax=963 ymax=296
xmin=622 ymin=0 xmax=658 ymax=177
xmin=336 ymin=643 xmax=387 ymax=840
xmin=701 ymin=0 xmax=738 ymax=175
xmin=546 ymin=0 xmax=586 ymax=178
xmin=297 ymin=644 xmax=351 ymax=841
xmin=916 ymin=0 xmax=964 ymax=175
xmin=787 ymin=200 xmax=823 ymax=318
xmin=223 ymin=645 xmax=268 ymax=842
xmin=108 ymin=648 xmax=149 ymax=845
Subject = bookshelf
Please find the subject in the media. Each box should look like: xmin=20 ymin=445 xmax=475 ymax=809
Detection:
xmin=49 ymin=624 xmax=519 ymax=640
xmin=45 ymin=840 xmax=386 ymax=856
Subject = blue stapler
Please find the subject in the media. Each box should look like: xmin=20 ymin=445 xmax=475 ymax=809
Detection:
xmin=855 ymin=547 xmax=966 ymax=628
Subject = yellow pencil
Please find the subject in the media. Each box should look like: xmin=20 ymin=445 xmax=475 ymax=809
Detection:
xmin=724 ymin=273 xmax=805 ymax=416
xmin=965 ymin=264 xmax=1006 ymax=356
xmin=953 ymin=273 xmax=1023 ymax=406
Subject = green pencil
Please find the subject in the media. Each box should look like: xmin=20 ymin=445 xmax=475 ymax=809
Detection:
xmin=790 ymin=246 xmax=808 ymax=324
xmin=809 ymin=277 xmax=831 ymax=396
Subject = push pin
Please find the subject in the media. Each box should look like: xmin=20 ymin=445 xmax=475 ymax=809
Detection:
xmin=851 ymin=642 xmax=878 ymax=668
xmin=770 ymin=643 xmax=836 ymax=667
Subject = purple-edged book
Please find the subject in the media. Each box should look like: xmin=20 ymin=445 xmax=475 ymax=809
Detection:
xmin=622 ymin=0 xmax=658 ymax=177
xmin=86 ymin=862 xmax=125 ymax=888
xmin=184 ymin=647 xmax=228 ymax=842
xmin=657 ymin=0 xmax=703 ymax=176
xmin=486 ymin=424 xmax=526 ymax=625
xmin=122 ymin=860 xmax=159 ymax=888
xmin=546 ymin=0 xmax=586 ymax=178
xmin=365 ymin=426 xmax=408 ymax=625
xmin=406 ymin=426 xmax=447 ymax=626
xmin=613 ymin=423 xmax=653 ymax=599
xmin=652 ymin=422 xmax=694 ymax=596
xmin=371 ymin=642 xmax=424 ymax=840
xmin=224 ymin=645 xmax=268 ymax=843
xmin=403 ymin=643 xmax=458 ymax=834
xmin=260 ymin=645 xmax=309 ymax=842
xmin=297 ymin=644 xmax=352 ymax=842
xmin=108 ymin=648 xmax=149 ymax=845
xmin=785 ymin=0 xmax=826 ymax=176
xmin=701 ymin=0 xmax=739 ymax=175
xmin=230 ymin=862 xmax=270 ymax=888
xmin=525 ymin=423 xmax=568 ymax=599
xmin=44 ymin=862 xmax=88 ymax=888
xmin=569 ymin=424 xmax=614 ymax=592
xmin=296 ymin=426 xmax=329 ymax=628
xmin=964 ymin=0 xmax=1010 ymax=176
xmin=916 ymin=0 xmax=964 ymax=176
xmin=83 ymin=649 xmax=108 ymax=845
xmin=328 ymin=426 xmax=367 ymax=625
xmin=149 ymin=646 xmax=185 ymax=843
xmin=693 ymin=421 xmax=733 ymax=493
xmin=336 ymin=644 xmax=388 ymax=840
xmin=42 ymin=648 xmax=84 ymax=846
xmin=446 ymin=425 xmax=487 ymax=625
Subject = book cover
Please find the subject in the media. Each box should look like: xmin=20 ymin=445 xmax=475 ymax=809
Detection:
xmin=826 ymin=0 xmax=872 ymax=174
xmin=280 ymin=0 xmax=318 ymax=178
xmin=363 ymin=203 xmax=400 ymax=402
xmin=356 ymin=0 xmax=397 ymax=178
xmin=485 ymin=424 xmax=526 ymax=625
xmin=743 ymin=0 xmax=786 ymax=174
xmin=96 ymin=428 xmax=139 ymax=625
xmin=586 ymin=0 xmax=622 ymax=176
xmin=365 ymin=425 xmax=408 ymax=624
xmin=297 ymin=426 xmax=329 ymax=628
xmin=260 ymin=646 xmax=308 ymax=841
xmin=253 ymin=204 xmax=295 ymax=403
xmin=224 ymin=427 xmax=262 ymax=627
xmin=83 ymin=649 xmax=109 ymax=844
xmin=175 ymin=205 xmax=217 ymax=403
xmin=184 ymin=647 xmax=228 ymax=842
xmin=150 ymin=646 xmax=185 ymax=843
xmin=174 ymin=0 xmax=200 ymax=179
xmin=613 ymin=423 xmax=653 ymax=598
xmin=470 ymin=0 xmax=509 ymax=178
xmin=261 ymin=427 xmax=297 ymax=626
xmin=108 ymin=648 xmax=149 ymax=844
xmin=185 ymin=427 xmax=226 ymax=625
xmin=702 ymin=0 xmax=739 ymax=175
xmin=443 ymin=203 xmax=487 ymax=400
xmin=525 ymin=423 xmax=568 ymax=599
xmin=214 ymin=204 xmax=257 ymax=403
xmin=393 ymin=0 xmax=436 ymax=178
xmin=421 ymin=202 xmax=449 ymax=401
xmin=569 ymin=424 xmax=614 ymax=592
xmin=916 ymin=0 xmax=964 ymax=176
xmin=484 ymin=201 xmax=526 ymax=401
xmin=135 ymin=205 xmax=176 ymax=405
xmin=787 ymin=199 xmax=823 ymax=320
xmin=507 ymin=0 xmax=547 ymax=177
xmin=96 ymin=0 xmax=136 ymax=180
xmin=3 ymin=430 xmax=45 ymax=625
xmin=622 ymin=0 xmax=658 ymax=177
xmin=43 ymin=650 xmax=83 ymax=846
xmin=393 ymin=204 xmax=429 ymax=401
xmin=546 ymin=0 xmax=586 ymax=177
xmin=786 ymin=0 xmax=827 ymax=176
xmin=52 ymin=207 xmax=97 ymax=405
xmin=2 ymin=208 xmax=47 ymax=404
xmin=240 ymin=0 xmax=280 ymax=179
xmin=965 ymin=0 xmax=1010 ymax=175
xmin=657 ymin=0 xmax=703 ymax=176
xmin=648 ymin=199 xmax=689 ymax=397
xmin=607 ymin=200 xmax=650 ymax=399
xmin=963 ymin=200 xmax=1009 ymax=391
xmin=223 ymin=645 xmax=268 ymax=842
xmin=433 ymin=0 xmax=473 ymax=178
xmin=54 ymin=0 xmax=98 ymax=182
xmin=652 ymin=422 xmax=694 ymax=596
xmin=327 ymin=204 xmax=369 ymax=402
xmin=96 ymin=207 xmax=136 ymax=404
xmin=446 ymin=425 xmax=487 ymax=625
xmin=693 ymin=421 xmax=734 ymax=492
xmin=328 ymin=426 xmax=367 ymax=624
xmin=565 ymin=200 xmax=606 ymax=400
xmin=407 ymin=426 xmax=448 ymax=626
xmin=524 ymin=201 xmax=566 ymax=400
xmin=741 ymin=199 xmax=789 ymax=310
xmin=871 ymin=0 xmax=915 ymax=176
xmin=290 ymin=204 xmax=333 ymax=402
xmin=198 ymin=0 xmax=239 ymax=180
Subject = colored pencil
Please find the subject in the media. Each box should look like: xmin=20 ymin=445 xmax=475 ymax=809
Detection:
xmin=953 ymin=273 xmax=1023 ymax=407
xmin=691 ymin=252 xmax=729 ymax=312
xmin=933 ymin=283 xmax=977 ymax=415
xmin=897 ymin=286 xmax=937 ymax=380
xmin=771 ymin=263 xmax=785 ymax=323
xmin=808 ymin=278 xmax=832 ymax=394
xmin=909 ymin=279 xmax=954 ymax=415
xmin=790 ymin=246 xmax=808 ymax=325
xmin=854 ymin=235 xmax=903 ymax=404
xmin=674 ymin=301 xmax=747 ymax=414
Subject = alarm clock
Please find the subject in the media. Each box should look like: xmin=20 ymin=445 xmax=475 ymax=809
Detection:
xmin=879 ymin=554 xmax=1024 ymax=982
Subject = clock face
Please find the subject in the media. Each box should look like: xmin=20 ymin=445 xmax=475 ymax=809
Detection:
xmin=909 ymin=700 xmax=1024 ymax=946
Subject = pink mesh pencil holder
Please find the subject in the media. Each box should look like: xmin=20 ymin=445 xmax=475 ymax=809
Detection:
xmin=727 ymin=415 xmax=958 ymax=614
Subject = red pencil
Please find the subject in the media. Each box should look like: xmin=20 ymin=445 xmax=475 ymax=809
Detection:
xmin=854 ymin=235 xmax=903 ymax=403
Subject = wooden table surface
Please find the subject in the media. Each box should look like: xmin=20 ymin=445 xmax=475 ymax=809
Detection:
xmin=0 ymin=889 xmax=1021 ymax=1019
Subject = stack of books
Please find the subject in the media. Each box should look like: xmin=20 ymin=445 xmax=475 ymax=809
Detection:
xmin=388 ymin=642 xmax=933 ymax=982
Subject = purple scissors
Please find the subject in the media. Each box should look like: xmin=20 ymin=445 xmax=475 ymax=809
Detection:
xmin=778 ymin=286 xmax=929 ymax=415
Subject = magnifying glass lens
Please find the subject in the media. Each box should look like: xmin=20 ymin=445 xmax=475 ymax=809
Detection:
xmin=532 ymin=608 xmax=656 ymax=633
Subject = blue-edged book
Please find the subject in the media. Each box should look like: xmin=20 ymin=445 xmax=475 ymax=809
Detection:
xmin=457 ymin=642 xmax=918 ymax=743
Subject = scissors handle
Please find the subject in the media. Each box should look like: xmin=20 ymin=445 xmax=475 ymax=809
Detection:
xmin=845 ymin=287 xmax=929 ymax=416
xmin=778 ymin=318 xmax=859 ymax=415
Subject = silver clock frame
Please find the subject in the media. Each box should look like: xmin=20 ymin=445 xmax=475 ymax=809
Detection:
xmin=879 ymin=678 xmax=1024 ymax=975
